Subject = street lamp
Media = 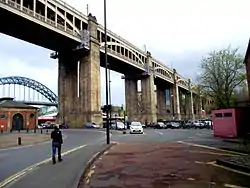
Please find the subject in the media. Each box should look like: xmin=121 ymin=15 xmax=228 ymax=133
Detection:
xmin=104 ymin=0 xmax=110 ymax=144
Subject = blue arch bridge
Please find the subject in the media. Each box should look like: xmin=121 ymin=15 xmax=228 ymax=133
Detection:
xmin=0 ymin=76 xmax=58 ymax=115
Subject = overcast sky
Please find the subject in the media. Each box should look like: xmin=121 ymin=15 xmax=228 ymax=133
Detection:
xmin=0 ymin=0 xmax=249 ymax=105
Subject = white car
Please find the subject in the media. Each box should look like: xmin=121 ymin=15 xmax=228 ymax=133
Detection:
xmin=130 ymin=122 xmax=144 ymax=134
xmin=117 ymin=122 xmax=126 ymax=130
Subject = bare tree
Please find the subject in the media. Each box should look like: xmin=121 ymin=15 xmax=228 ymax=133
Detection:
xmin=199 ymin=46 xmax=246 ymax=108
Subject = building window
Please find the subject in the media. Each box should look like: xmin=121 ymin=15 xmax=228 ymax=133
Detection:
xmin=224 ymin=113 xmax=232 ymax=117
xmin=215 ymin=113 xmax=222 ymax=118
xmin=30 ymin=113 xmax=35 ymax=118
xmin=0 ymin=114 xmax=6 ymax=119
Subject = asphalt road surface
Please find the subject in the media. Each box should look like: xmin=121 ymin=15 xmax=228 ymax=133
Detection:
xmin=0 ymin=129 xmax=106 ymax=184
xmin=110 ymin=128 xmax=224 ymax=145
xmin=0 ymin=128 xmax=231 ymax=187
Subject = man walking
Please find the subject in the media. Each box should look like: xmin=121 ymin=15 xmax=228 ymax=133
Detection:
xmin=51 ymin=124 xmax=63 ymax=164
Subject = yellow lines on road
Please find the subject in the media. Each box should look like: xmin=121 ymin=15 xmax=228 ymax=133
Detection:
xmin=177 ymin=141 xmax=247 ymax=155
xmin=0 ymin=144 xmax=87 ymax=188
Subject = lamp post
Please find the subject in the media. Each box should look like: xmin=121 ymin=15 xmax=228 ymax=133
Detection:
xmin=104 ymin=0 xmax=110 ymax=144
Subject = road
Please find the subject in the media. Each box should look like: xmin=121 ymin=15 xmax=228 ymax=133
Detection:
xmin=110 ymin=128 xmax=225 ymax=146
xmin=0 ymin=129 xmax=106 ymax=184
xmin=0 ymin=128 xmax=230 ymax=187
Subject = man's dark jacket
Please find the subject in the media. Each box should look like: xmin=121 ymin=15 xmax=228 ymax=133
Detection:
xmin=51 ymin=128 xmax=63 ymax=144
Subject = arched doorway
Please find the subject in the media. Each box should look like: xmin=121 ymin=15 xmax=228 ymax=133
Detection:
xmin=12 ymin=113 xmax=24 ymax=130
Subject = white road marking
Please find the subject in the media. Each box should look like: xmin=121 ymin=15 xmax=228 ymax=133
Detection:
xmin=177 ymin=141 xmax=247 ymax=155
xmin=0 ymin=144 xmax=87 ymax=188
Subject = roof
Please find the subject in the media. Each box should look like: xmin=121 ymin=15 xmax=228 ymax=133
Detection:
xmin=0 ymin=97 xmax=38 ymax=109
xmin=244 ymin=39 xmax=250 ymax=64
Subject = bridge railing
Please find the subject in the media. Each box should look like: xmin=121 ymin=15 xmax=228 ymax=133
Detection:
xmin=98 ymin=24 xmax=147 ymax=57
xmin=1 ymin=0 xmax=80 ymax=38
xmin=54 ymin=0 xmax=88 ymax=20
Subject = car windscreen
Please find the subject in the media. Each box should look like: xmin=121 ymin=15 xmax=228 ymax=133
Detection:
xmin=131 ymin=122 xmax=141 ymax=126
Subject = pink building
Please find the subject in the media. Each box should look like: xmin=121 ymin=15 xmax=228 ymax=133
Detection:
xmin=244 ymin=39 xmax=250 ymax=99
xmin=212 ymin=108 xmax=250 ymax=138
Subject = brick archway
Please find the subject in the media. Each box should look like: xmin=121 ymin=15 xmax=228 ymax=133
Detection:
xmin=12 ymin=113 xmax=24 ymax=130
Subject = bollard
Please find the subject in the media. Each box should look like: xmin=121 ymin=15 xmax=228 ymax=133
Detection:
xmin=34 ymin=129 xmax=36 ymax=133
xmin=26 ymin=128 xmax=29 ymax=133
xmin=46 ymin=129 xmax=48 ymax=134
xmin=18 ymin=137 xmax=21 ymax=145
xmin=0 ymin=125 xmax=4 ymax=134
xmin=10 ymin=129 xmax=12 ymax=133
xmin=41 ymin=129 xmax=43 ymax=134
xmin=18 ymin=129 xmax=20 ymax=133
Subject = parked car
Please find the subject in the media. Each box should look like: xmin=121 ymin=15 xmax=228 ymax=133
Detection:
xmin=193 ymin=120 xmax=206 ymax=129
xmin=130 ymin=122 xmax=144 ymax=134
xmin=117 ymin=122 xmax=126 ymax=130
xmin=59 ymin=123 xmax=69 ymax=129
xmin=154 ymin=122 xmax=166 ymax=129
xmin=184 ymin=120 xmax=194 ymax=129
xmin=41 ymin=123 xmax=54 ymax=129
xmin=85 ymin=122 xmax=100 ymax=129
xmin=170 ymin=121 xmax=181 ymax=129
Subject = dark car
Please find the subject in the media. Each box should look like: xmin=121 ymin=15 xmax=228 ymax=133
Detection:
xmin=41 ymin=123 xmax=54 ymax=129
xmin=59 ymin=124 xmax=69 ymax=129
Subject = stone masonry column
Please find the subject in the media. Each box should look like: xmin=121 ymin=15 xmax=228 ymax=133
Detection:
xmin=57 ymin=54 xmax=78 ymax=126
xmin=124 ymin=78 xmax=138 ymax=122
xmin=141 ymin=52 xmax=157 ymax=123
xmin=188 ymin=79 xmax=194 ymax=120
xmin=173 ymin=69 xmax=181 ymax=120
xmin=197 ymin=87 xmax=203 ymax=118
xmin=78 ymin=14 xmax=102 ymax=126
xmin=156 ymin=86 xmax=167 ymax=120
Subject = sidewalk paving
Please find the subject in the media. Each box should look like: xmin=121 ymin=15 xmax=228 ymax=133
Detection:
xmin=217 ymin=155 xmax=250 ymax=173
xmin=81 ymin=142 xmax=250 ymax=188
xmin=7 ymin=143 xmax=107 ymax=188
xmin=223 ymin=138 xmax=250 ymax=145
xmin=0 ymin=132 xmax=50 ymax=149
xmin=220 ymin=144 xmax=250 ymax=154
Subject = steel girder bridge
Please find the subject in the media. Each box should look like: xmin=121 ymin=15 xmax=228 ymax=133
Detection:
xmin=0 ymin=76 xmax=58 ymax=106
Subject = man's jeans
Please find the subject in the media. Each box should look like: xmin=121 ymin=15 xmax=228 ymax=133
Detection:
xmin=52 ymin=141 xmax=62 ymax=161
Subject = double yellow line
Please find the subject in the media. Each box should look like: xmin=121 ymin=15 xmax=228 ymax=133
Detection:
xmin=0 ymin=144 xmax=86 ymax=188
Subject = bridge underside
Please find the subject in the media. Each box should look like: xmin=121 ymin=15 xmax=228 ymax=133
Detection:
xmin=0 ymin=7 xmax=78 ymax=51
xmin=99 ymin=52 xmax=144 ymax=75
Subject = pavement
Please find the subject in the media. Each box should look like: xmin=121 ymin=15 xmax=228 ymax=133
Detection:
xmin=0 ymin=132 xmax=50 ymax=149
xmin=0 ymin=129 xmax=107 ymax=187
xmin=82 ymin=142 xmax=250 ymax=188
xmin=6 ymin=143 xmax=108 ymax=188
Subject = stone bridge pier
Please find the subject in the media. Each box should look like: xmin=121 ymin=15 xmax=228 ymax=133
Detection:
xmin=124 ymin=52 xmax=157 ymax=124
xmin=171 ymin=69 xmax=181 ymax=120
xmin=124 ymin=78 xmax=139 ymax=122
xmin=57 ymin=14 xmax=102 ymax=127
xmin=156 ymin=86 xmax=171 ymax=120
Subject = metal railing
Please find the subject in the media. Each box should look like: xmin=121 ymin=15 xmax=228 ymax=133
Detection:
xmin=54 ymin=0 xmax=88 ymax=20
xmin=1 ymin=0 xmax=80 ymax=38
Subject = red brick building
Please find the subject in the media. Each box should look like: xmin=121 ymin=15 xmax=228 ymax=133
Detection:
xmin=244 ymin=39 xmax=250 ymax=100
xmin=0 ymin=97 xmax=38 ymax=131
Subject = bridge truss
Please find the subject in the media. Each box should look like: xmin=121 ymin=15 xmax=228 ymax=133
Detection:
xmin=0 ymin=76 xmax=58 ymax=106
